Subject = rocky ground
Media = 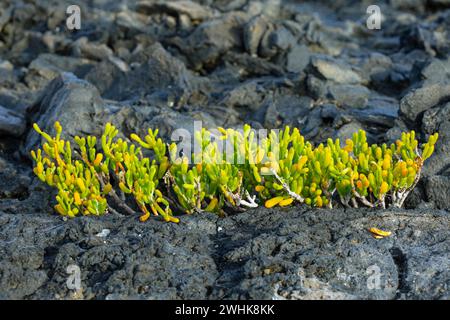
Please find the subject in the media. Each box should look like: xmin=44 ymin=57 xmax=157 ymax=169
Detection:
xmin=1 ymin=207 xmax=449 ymax=300
xmin=0 ymin=0 xmax=449 ymax=299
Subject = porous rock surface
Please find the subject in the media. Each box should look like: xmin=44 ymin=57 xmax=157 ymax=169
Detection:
xmin=0 ymin=208 xmax=448 ymax=300
xmin=0 ymin=0 xmax=449 ymax=299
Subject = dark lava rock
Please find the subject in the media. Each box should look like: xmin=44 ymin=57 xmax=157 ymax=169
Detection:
xmin=399 ymin=83 xmax=450 ymax=124
xmin=25 ymin=73 xmax=107 ymax=152
xmin=391 ymin=0 xmax=426 ymax=12
xmin=426 ymin=176 xmax=450 ymax=210
xmin=415 ymin=57 xmax=450 ymax=86
xmin=220 ymin=81 xmax=265 ymax=111
xmin=328 ymin=84 xmax=370 ymax=109
xmin=286 ymin=44 xmax=310 ymax=73
xmin=0 ymin=157 xmax=30 ymax=200
xmin=400 ymin=24 xmax=448 ymax=57
xmin=311 ymin=56 xmax=362 ymax=85
xmin=26 ymin=54 xmax=95 ymax=90
xmin=306 ymin=75 xmax=328 ymax=100
xmin=136 ymin=0 xmax=213 ymax=22
xmin=222 ymin=51 xmax=284 ymax=77
xmin=172 ymin=12 xmax=246 ymax=70
xmin=0 ymin=207 xmax=448 ymax=299
xmin=243 ymin=15 xmax=269 ymax=57
xmin=0 ymin=105 xmax=26 ymax=137
xmin=85 ymin=42 xmax=199 ymax=101
xmin=334 ymin=122 xmax=365 ymax=144
xmin=72 ymin=37 xmax=114 ymax=61
xmin=1 ymin=0 xmax=450 ymax=301
xmin=0 ymin=211 xmax=219 ymax=300
xmin=350 ymin=96 xmax=399 ymax=129
xmin=213 ymin=207 xmax=450 ymax=300
xmin=269 ymin=26 xmax=297 ymax=52
xmin=422 ymin=101 xmax=450 ymax=135
xmin=262 ymin=94 xmax=313 ymax=129
xmin=420 ymin=101 xmax=450 ymax=177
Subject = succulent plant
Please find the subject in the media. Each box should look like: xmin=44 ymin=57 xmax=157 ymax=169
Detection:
xmin=32 ymin=122 xmax=178 ymax=222
xmin=165 ymin=126 xmax=257 ymax=215
xmin=32 ymin=122 xmax=108 ymax=218
xmin=31 ymin=122 xmax=438 ymax=222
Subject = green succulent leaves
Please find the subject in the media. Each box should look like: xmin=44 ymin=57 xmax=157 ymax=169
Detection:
xmin=31 ymin=122 xmax=438 ymax=222
xmin=31 ymin=122 xmax=107 ymax=218
xmin=32 ymin=122 xmax=177 ymax=223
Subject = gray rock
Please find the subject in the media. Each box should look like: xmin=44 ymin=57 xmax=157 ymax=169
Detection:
xmin=0 ymin=208 xmax=448 ymax=299
xmin=391 ymin=0 xmax=426 ymax=12
xmin=320 ymin=103 xmax=339 ymax=119
xmin=299 ymin=106 xmax=323 ymax=140
xmin=86 ymin=42 xmax=197 ymax=101
xmin=136 ymin=0 xmax=213 ymax=21
xmin=264 ymin=94 xmax=313 ymax=128
xmin=350 ymin=96 xmax=399 ymax=129
xmin=422 ymin=101 xmax=450 ymax=135
xmin=246 ymin=0 xmax=281 ymax=19
xmin=1 ymin=0 xmax=450 ymax=301
xmin=385 ymin=120 xmax=409 ymax=144
xmin=334 ymin=122 xmax=365 ymax=144
xmin=269 ymin=26 xmax=296 ymax=51
xmin=26 ymin=54 xmax=94 ymax=88
xmin=286 ymin=44 xmax=310 ymax=73
xmin=400 ymin=25 xmax=444 ymax=57
xmin=0 ymin=4 xmax=12 ymax=32
xmin=419 ymin=101 xmax=449 ymax=185
xmin=220 ymin=81 xmax=264 ymax=111
xmin=115 ymin=10 xmax=150 ymax=34
xmin=422 ymin=119 xmax=450 ymax=177
xmin=0 ymin=212 xmax=219 ymax=299
xmin=429 ymin=0 xmax=450 ymax=5
xmin=306 ymin=75 xmax=328 ymax=99
xmin=83 ymin=60 xmax=125 ymax=99
xmin=258 ymin=23 xmax=277 ymax=58
xmin=400 ymin=83 xmax=450 ymax=124
xmin=0 ymin=59 xmax=13 ymax=71
xmin=223 ymin=52 xmax=284 ymax=77
xmin=25 ymin=73 xmax=107 ymax=153
xmin=72 ymin=37 xmax=114 ymax=61
xmin=243 ymin=15 xmax=269 ymax=56
xmin=426 ymin=176 xmax=450 ymax=209
xmin=175 ymin=12 xmax=246 ymax=69
xmin=0 ymin=87 xmax=33 ymax=115
xmin=419 ymin=57 xmax=450 ymax=86
xmin=311 ymin=56 xmax=362 ymax=85
xmin=0 ymin=247 xmax=47 ymax=299
xmin=0 ymin=105 xmax=26 ymax=137
xmin=389 ymin=63 xmax=411 ymax=85
xmin=282 ymin=20 xmax=304 ymax=38
xmin=0 ymin=156 xmax=31 ymax=201
xmin=404 ymin=182 xmax=427 ymax=209
xmin=112 ymin=103 xmax=219 ymax=142
xmin=361 ymin=52 xmax=393 ymax=78
xmin=214 ymin=207 xmax=450 ymax=299
xmin=328 ymin=84 xmax=370 ymax=109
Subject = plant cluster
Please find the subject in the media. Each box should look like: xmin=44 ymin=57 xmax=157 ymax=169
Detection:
xmin=31 ymin=122 xmax=438 ymax=222
xmin=32 ymin=122 xmax=177 ymax=222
